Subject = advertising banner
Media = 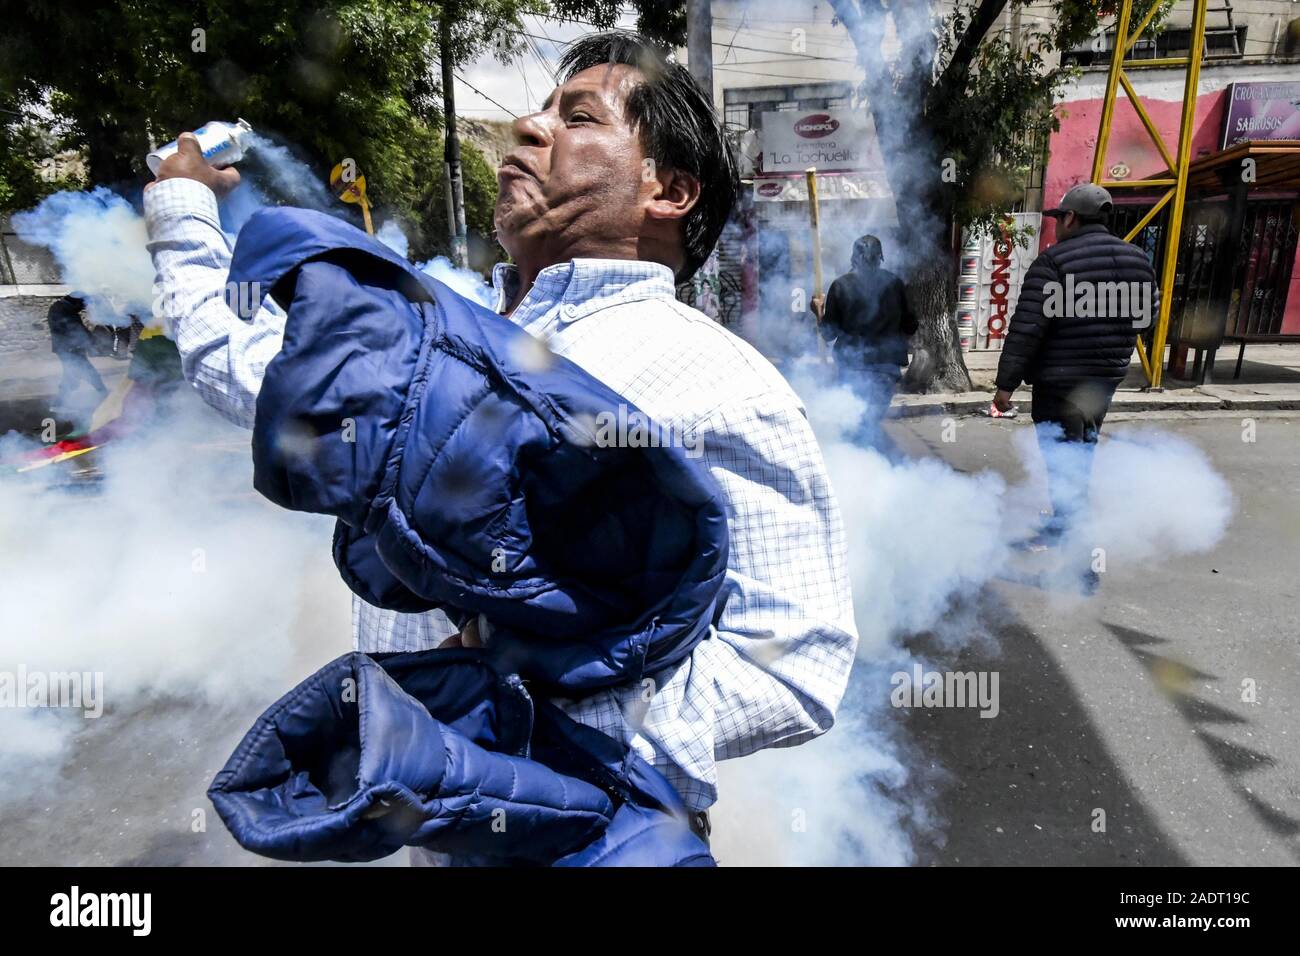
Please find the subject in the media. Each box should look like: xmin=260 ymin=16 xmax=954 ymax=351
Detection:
xmin=758 ymin=109 xmax=884 ymax=175
xmin=1221 ymin=81 xmax=1300 ymax=148
xmin=751 ymin=171 xmax=892 ymax=202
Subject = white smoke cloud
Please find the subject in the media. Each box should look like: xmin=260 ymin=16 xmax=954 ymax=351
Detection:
xmin=10 ymin=137 xmax=337 ymax=326
xmin=11 ymin=188 xmax=155 ymax=328
xmin=715 ymin=366 xmax=1003 ymax=866
xmin=417 ymin=256 xmax=496 ymax=308
xmin=373 ymin=214 xmax=498 ymax=307
xmin=240 ymin=132 xmax=338 ymax=212
xmin=1055 ymin=428 xmax=1235 ymax=565
xmin=376 ymin=219 xmax=410 ymax=259
xmin=793 ymin=368 xmax=1009 ymax=654
xmin=0 ymin=138 xmax=366 ymax=817
xmin=0 ymin=400 xmax=348 ymax=808
xmin=715 ymin=365 xmax=1235 ymax=865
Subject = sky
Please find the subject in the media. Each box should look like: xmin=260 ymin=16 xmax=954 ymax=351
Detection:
xmin=452 ymin=6 xmax=863 ymax=123
xmin=454 ymin=12 xmax=639 ymax=121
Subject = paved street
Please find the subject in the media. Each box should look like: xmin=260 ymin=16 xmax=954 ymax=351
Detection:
xmin=888 ymin=410 xmax=1300 ymax=866
xmin=2 ymin=395 xmax=1296 ymax=865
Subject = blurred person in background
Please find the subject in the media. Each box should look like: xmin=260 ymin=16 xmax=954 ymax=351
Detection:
xmin=48 ymin=291 xmax=107 ymax=414
xmin=813 ymin=234 xmax=917 ymax=449
xmin=993 ymin=184 xmax=1157 ymax=587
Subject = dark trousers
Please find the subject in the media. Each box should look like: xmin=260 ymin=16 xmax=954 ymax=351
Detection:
xmin=55 ymin=350 xmax=107 ymax=406
xmin=1030 ymin=384 xmax=1111 ymax=540
xmin=839 ymin=362 xmax=902 ymax=453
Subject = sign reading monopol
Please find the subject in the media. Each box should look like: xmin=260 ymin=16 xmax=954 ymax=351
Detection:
xmin=759 ymin=108 xmax=883 ymax=174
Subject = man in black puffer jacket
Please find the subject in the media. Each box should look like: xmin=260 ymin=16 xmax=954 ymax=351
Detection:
xmin=993 ymin=184 xmax=1158 ymax=553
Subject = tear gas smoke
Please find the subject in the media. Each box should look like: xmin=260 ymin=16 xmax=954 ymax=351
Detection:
xmin=1 ymin=133 xmax=493 ymax=842
xmin=418 ymin=256 xmax=496 ymax=308
xmin=12 ymin=188 xmax=155 ymax=328
xmin=712 ymin=2 xmax=1234 ymax=866
xmin=375 ymin=219 xmax=410 ymax=258
xmin=713 ymin=363 xmax=1234 ymax=865
xmin=12 ymin=136 xmax=340 ymax=322
xmin=0 ymin=137 xmax=387 ymax=828
xmin=794 ymin=370 xmax=1009 ymax=656
xmin=1018 ymin=425 xmax=1235 ymax=581
xmin=373 ymin=218 xmax=495 ymax=307
xmin=15 ymin=135 xmax=496 ymax=324
xmin=0 ymin=400 xmax=348 ymax=815
xmin=239 ymin=132 xmax=338 ymax=212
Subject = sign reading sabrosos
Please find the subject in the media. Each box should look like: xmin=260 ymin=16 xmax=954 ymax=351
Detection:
xmin=759 ymin=109 xmax=882 ymax=175
xmin=1221 ymin=80 xmax=1300 ymax=148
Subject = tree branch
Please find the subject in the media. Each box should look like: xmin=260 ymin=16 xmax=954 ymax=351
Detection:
xmin=932 ymin=0 xmax=1009 ymax=106
xmin=829 ymin=0 xmax=896 ymax=123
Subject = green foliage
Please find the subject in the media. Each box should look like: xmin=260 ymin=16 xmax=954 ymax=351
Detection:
xmin=933 ymin=3 xmax=1079 ymax=233
xmin=936 ymin=0 xmax=1172 ymax=234
xmin=835 ymin=0 xmax=1175 ymax=237
xmin=408 ymin=135 xmax=499 ymax=265
xmin=1049 ymin=0 xmax=1173 ymax=52
xmin=0 ymin=0 xmax=692 ymax=264
xmin=0 ymin=0 xmax=445 ymax=218
xmin=547 ymin=1 xmax=688 ymax=49
xmin=0 ymin=108 xmax=83 ymax=210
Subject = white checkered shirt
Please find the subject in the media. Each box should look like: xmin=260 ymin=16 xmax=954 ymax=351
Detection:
xmin=145 ymin=178 xmax=859 ymax=810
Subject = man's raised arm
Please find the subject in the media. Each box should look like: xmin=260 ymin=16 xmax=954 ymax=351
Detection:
xmin=144 ymin=135 xmax=285 ymax=429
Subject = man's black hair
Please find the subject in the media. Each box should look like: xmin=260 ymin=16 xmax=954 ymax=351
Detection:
xmin=558 ymin=30 xmax=739 ymax=283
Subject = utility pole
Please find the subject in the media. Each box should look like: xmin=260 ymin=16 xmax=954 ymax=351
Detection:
xmin=440 ymin=8 xmax=468 ymax=268
xmin=686 ymin=0 xmax=724 ymax=318
xmin=686 ymin=0 xmax=714 ymax=95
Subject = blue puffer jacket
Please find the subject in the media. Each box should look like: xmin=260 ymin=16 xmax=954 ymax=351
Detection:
xmin=229 ymin=208 xmax=728 ymax=693
xmin=209 ymin=648 xmax=714 ymax=866
xmin=212 ymin=208 xmax=729 ymax=865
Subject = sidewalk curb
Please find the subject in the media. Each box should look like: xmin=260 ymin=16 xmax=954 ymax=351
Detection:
xmin=889 ymin=389 xmax=1300 ymax=418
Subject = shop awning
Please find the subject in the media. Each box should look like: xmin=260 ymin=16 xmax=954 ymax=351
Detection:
xmin=1184 ymin=139 xmax=1300 ymax=192
xmin=750 ymin=171 xmax=892 ymax=203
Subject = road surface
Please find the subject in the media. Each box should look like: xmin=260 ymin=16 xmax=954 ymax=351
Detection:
xmin=2 ymin=407 xmax=1296 ymax=865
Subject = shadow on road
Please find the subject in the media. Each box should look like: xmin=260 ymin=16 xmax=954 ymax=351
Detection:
xmin=1104 ymin=621 xmax=1300 ymax=856
xmin=905 ymin=595 xmax=1188 ymax=866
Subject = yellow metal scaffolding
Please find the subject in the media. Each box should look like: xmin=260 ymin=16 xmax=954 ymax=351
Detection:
xmin=1090 ymin=0 xmax=1209 ymax=388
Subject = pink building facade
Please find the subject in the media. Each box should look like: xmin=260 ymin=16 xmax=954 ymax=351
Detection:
xmin=1041 ymin=66 xmax=1300 ymax=336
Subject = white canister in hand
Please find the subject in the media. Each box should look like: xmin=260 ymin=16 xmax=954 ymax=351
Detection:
xmin=146 ymin=119 xmax=254 ymax=175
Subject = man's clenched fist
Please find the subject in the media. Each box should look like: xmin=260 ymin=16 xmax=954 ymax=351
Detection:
xmin=144 ymin=133 xmax=241 ymax=197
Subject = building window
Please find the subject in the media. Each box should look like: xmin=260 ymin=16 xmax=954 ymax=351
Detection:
xmin=1065 ymin=24 xmax=1247 ymax=66
xmin=725 ymin=102 xmax=751 ymax=129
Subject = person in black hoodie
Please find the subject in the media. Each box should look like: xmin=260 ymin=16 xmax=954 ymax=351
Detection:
xmin=993 ymin=184 xmax=1158 ymax=554
xmin=813 ymin=234 xmax=917 ymax=447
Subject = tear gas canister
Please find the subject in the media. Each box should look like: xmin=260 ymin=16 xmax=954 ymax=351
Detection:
xmin=146 ymin=119 xmax=254 ymax=174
